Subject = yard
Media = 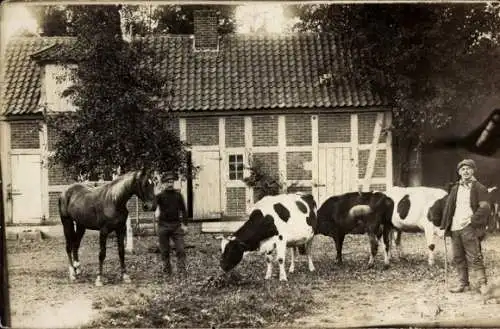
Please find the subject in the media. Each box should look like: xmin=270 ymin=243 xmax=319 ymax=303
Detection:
xmin=7 ymin=223 xmax=500 ymax=328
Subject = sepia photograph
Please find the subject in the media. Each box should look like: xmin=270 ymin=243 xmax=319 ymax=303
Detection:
xmin=1 ymin=0 xmax=500 ymax=327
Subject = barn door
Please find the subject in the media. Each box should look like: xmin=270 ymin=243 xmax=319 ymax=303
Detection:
xmin=317 ymin=146 xmax=354 ymax=206
xmin=10 ymin=154 xmax=43 ymax=223
xmin=192 ymin=150 xmax=222 ymax=220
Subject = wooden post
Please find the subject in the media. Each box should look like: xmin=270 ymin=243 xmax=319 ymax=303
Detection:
xmin=125 ymin=216 xmax=133 ymax=253
xmin=363 ymin=113 xmax=384 ymax=191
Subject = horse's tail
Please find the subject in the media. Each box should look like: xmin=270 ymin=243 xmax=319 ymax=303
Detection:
xmin=58 ymin=191 xmax=69 ymax=219
xmin=59 ymin=190 xmax=75 ymax=238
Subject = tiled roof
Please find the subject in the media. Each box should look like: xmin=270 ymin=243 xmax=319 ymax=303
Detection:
xmin=1 ymin=36 xmax=74 ymax=115
xmin=1 ymin=33 xmax=387 ymax=116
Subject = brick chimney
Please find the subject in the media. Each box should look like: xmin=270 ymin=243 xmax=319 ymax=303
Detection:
xmin=193 ymin=10 xmax=219 ymax=52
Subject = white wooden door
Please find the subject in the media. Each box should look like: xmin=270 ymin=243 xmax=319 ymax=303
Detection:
xmin=317 ymin=146 xmax=355 ymax=206
xmin=10 ymin=154 xmax=43 ymax=223
xmin=192 ymin=150 xmax=222 ymax=220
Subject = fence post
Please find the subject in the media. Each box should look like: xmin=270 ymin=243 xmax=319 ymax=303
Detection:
xmin=125 ymin=216 xmax=133 ymax=253
xmin=125 ymin=196 xmax=137 ymax=253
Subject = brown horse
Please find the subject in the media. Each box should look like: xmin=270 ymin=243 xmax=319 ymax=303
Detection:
xmin=59 ymin=169 xmax=157 ymax=286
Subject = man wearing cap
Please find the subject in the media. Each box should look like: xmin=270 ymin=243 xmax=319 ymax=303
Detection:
xmin=155 ymin=172 xmax=188 ymax=276
xmin=440 ymin=159 xmax=491 ymax=293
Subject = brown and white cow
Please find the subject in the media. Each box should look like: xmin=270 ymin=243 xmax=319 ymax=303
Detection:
xmin=218 ymin=193 xmax=317 ymax=281
xmin=383 ymin=186 xmax=448 ymax=266
xmin=315 ymin=191 xmax=394 ymax=268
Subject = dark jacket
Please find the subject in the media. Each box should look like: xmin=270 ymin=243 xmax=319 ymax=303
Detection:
xmin=440 ymin=180 xmax=491 ymax=238
xmin=156 ymin=189 xmax=188 ymax=225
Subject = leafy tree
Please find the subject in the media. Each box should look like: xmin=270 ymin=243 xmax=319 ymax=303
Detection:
xmin=31 ymin=4 xmax=237 ymax=38
xmin=293 ymin=3 xmax=500 ymax=184
xmin=45 ymin=5 xmax=188 ymax=180
xmin=152 ymin=5 xmax=237 ymax=35
xmin=28 ymin=5 xmax=73 ymax=36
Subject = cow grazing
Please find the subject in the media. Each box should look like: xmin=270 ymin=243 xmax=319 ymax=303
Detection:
xmin=383 ymin=186 xmax=448 ymax=266
xmin=218 ymin=193 xmax=317 ymax=281
xmin=315 ymin=191 xmax=394 ymax=268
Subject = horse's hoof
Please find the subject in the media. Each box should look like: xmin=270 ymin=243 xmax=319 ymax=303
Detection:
xmin=73 ymin=261 xmax=81 ymax=275
xmin=122 ymin=274 xmax=131 ymax=284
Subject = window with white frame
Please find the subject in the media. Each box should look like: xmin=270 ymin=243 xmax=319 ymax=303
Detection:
xmin=228 ymin=154 xmax=244 ymax=180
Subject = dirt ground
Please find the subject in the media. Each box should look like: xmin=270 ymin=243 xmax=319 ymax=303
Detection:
xmin=293 ymin=234 xmax=500 ymax=328
xmin=6 ymin=228 xmax=500 ymax=328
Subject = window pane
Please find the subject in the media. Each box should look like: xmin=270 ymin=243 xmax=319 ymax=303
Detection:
xmin=229 ymin=164 xmax=235 ymax=171
xmin=229 ymin=155 xmax=235 ymax=163
xmin=229 ymin=172 xmax=236 ymax=180
xmin=237 ymin=164 xmax=244 ymax=171
xmin=236 ymin=172 xmax=243 ymax=180
xmin=236 ymin=154 xmax=243 ymax=162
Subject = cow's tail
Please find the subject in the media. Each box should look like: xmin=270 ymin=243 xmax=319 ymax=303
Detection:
xmin=298 ymin=245 xmax=306 ymax=255
xmin=372 ymin=194 xmax=395 ymax=229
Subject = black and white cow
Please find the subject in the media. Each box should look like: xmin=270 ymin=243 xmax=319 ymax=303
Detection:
xmin=383 ymin=186 xmax=448 ymax=266
xmin=218 ymin=193 xmax=317 ymax=281
xmin=315 ymin=191 xmax=394 ymax=268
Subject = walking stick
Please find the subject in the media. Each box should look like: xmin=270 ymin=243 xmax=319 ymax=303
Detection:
xmin=443 ymin=234 xmax=448 ymax=289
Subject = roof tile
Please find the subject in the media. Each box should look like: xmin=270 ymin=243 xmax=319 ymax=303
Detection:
xmin=1 ymin=36 xmax=73 ymax=115
xmin=2 ymin=33 xmax=387 ymax=116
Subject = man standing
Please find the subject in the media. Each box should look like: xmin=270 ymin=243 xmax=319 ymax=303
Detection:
xmin=155 ymin=172 xmax=188 ymax=276
xmin=440 ymin=159 xmax=490 ymax=293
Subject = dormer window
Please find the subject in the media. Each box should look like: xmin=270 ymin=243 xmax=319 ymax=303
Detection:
xmin=44 ymin=64 xmax=77 ymax=112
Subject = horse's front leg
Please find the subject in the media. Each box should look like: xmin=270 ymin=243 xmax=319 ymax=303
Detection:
xmin=96 ymin=229 xmax=108 ymax=287
xmin=117 ymin=226 xmax=131 ymax=283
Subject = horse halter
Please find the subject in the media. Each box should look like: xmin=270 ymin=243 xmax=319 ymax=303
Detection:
xmin=135 ymin=171 xmax=155 ymax=206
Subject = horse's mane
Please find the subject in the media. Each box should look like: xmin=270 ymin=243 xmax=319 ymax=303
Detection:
xmin=106 ymin=171 xmax=139 ymax=203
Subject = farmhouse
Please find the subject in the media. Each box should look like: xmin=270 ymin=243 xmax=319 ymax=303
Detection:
xmin=0 ymin=11 xmax=393 ymax=224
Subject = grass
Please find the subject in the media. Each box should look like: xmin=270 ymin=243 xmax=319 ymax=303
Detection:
xmin=8 ymin=224 xmax=500 ymax=328
xmin=85 ymin=226 xmax=321 ymax=328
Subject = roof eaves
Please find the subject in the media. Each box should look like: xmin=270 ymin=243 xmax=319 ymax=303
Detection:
xmin=30 ymin=43 xmax=61 ymax=59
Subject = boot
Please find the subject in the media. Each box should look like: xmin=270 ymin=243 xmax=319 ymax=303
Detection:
xmin=163 ymin=261 xmax=172 ymax=275
xmin=449 ymin=283 xmax=470 ymax=293
xmin=177 ymin=257 xmax=187 ymax=276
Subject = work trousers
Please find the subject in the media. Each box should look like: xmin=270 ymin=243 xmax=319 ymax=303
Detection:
xmin=451 ymin=224 xmax=487 ymax=287
xmin=158 ymin=222 xmax=186 ymax=274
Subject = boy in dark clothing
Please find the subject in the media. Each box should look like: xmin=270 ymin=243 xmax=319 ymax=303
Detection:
xmin=440 ymin=159 xmax=490 ymax=293
xmin=155 ymin=172 xmax=188 ymax=275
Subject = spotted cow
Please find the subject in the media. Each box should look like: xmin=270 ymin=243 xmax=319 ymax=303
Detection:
xmin=383 ymin=186 xmax=448 ymax=266
xmin=218 ymin=193 xmax=317 ymax=281
xmin=315 ymin=191 xmax=394 ymax=268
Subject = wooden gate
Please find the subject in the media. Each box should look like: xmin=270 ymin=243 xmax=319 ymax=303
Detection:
xmin=317 ymin=146 xmax=355 ymax=206
xmin=192 ymin=150 xmax=222 ymax=220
